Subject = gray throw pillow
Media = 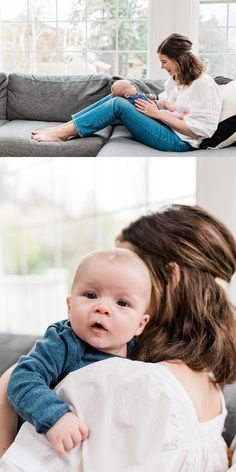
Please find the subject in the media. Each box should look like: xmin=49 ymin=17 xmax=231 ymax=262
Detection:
xmin=0 ymin=73 xmax=8 ymax=120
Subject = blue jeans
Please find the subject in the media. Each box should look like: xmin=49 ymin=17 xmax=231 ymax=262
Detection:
xmin=72 ymin=94 xmax=192 ymax=152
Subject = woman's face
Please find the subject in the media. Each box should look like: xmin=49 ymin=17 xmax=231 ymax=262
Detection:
xmin=159 ymin=54 xmax=179 ymax=77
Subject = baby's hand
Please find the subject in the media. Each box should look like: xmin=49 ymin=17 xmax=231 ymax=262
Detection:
xmin=46 ymin=411 xmax=89 ymax=456
xmin=149 ymin=93 xmax=157 ymax=100
xmin=156 ymin=99 xmax=165 ymax=108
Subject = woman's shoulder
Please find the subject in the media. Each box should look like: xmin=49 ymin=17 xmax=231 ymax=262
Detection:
xmin=191 ymin=72 xmax=219 ymax=90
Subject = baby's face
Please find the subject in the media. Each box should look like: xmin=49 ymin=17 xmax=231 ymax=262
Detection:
xmin=125 ymin=83 xmax=137 ymax=97
xmin=67 ymin=251 xmax=151 ymax=357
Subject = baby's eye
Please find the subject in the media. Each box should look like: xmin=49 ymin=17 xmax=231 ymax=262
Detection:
xmin=85 ymin=291 xmax=97 ymax=299
xmin=116 ymin=299 xmax=129 ymax=307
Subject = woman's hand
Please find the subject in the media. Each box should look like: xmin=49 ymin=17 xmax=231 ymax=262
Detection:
xmin=136 ymin=98 xmax=198 ymax=138
xmin=46 ymin=411 xmax=89 ymax=456
xmin=135 ymin=99 xmax=160 ymax=119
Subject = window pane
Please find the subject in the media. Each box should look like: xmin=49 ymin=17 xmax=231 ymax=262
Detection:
xmin=29 ymin=22 xmax=57 ymax=52
xmin=0 ymin=0 xmax=27 ymax=21
xmin=228 ymin=27 xmax=236 ymax=49
xmin=199 ymin=3 xmax=227 ymax=26
xmin=199 ymin=53 xmax=225 ymax=76
xmin=2 ymin=53 xmax=29 ymax=73
xmin=2 ymin=23 xmax=28 ymax=51
xmin=57 ymin=52 xmax=87 ymax=74
xmin=29 ymin=0 xmax=57 ymax=21
xmin=29 ymin=52 xmax=59 ymax=74
xmin=118 ymin=52 xmax=147 ymax=78
xmin=199 ymin=27 xmax=226 ymax=52
xmin=57 ymin=0 xmax=86 ymax=21
xmin=118 ymin=0 xmax=148 ymax=19
xmin=87 ymin=0 xmax=116 ymax=19
xmin=87 ymin=21 xmax=116 ymax=50
xmin=58 ymin=22 xmax=86 ymax=51
xmin=229 ymin=4 xmax=236 ymax=26
xmin=87 ymin=51 xmax=115 ymax=74
xmin=225 ymin=53 xmax=236 ymax=77
xmin=118 ymin=21 xmax=147 ymax=50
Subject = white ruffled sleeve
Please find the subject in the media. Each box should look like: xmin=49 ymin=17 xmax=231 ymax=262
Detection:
xmin=184 ymin=77 xmax=222 ymax=138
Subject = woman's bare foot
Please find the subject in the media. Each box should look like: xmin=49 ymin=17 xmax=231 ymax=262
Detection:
xmin=32 ymin=121 xmax=79 ymax=142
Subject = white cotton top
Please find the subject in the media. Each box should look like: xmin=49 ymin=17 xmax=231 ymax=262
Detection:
xmin=0 ymin=358 xmax=229 ymax=472
xmin=158 ymin=73 xmax=222 ymax=148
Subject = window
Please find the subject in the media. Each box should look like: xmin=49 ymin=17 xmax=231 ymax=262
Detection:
xmin=0 ymin=157 xmax=196 ymax=334
xmin=199 ymin=0 xmax=236 ymax=78
xmin=0 ymin=0 xmax=148 ymax=77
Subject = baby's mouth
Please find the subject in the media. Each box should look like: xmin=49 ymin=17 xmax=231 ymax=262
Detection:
xmin=91 ymin=322 xmax=108 ymax=332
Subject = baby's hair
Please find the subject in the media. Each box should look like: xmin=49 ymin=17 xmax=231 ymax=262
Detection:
xmin=119 ymin=204 xmax=236 ymax=385
xmin=157 ymin=33 xmax=205 ymax=85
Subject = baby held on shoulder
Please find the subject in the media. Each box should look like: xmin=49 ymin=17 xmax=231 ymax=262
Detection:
xmin=111 ymin=79 xmax=188 ymax=120
xmin=6 ymin=248 xmax=153 ymax=456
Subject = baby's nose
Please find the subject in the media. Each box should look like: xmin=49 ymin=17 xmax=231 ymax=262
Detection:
xmin=94 ymin=303 xmax=111 ymax=316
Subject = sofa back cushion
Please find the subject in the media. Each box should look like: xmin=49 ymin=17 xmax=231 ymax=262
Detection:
xmin=0 ymin=73 xmax=8 ymax=120
xmin=7 ymin=73 xmax=111 ymax=122
xmin=111 ymin=76 xmax=165 ymax=97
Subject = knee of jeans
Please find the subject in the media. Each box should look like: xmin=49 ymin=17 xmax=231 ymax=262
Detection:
xmin=112 ymin=96 xmax=129 ymax=110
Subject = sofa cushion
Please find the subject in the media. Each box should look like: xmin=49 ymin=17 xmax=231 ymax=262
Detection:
xmin=200 ymin=79 xmax=236 ymax=150
xmin=0 ymin=120 xmax=112 ymax=157
xmin=0 ymin=73 xmax=8 ymax=120
xmin=98 ymin=124 xmax=236 ymax=157
xmin=7 ymin=73 xmax=111 ymax=122
xmin=0 ymin=333 xmax=38 ymax=375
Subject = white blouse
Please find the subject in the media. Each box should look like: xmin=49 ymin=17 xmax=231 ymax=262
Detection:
xmin=0 ymin=358 xmax=229 ymax=472
xmin=158 ymin=73 xmax=222 ymax=148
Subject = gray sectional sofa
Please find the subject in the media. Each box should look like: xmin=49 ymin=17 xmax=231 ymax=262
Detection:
xmin=0 ymin=72 xmax=235 ymax=157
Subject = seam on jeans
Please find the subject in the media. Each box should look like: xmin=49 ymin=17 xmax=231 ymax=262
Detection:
xmin=116 ymin=106 xmax=187 ymax=150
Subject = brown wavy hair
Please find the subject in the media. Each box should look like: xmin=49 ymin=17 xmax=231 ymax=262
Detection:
xmin=118 ymin=204 xmax=236 ymax=385
xmin=157 ymin=33 xmax=205 ymax=85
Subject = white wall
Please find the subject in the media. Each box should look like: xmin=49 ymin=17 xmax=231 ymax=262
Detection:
xmin=148 ymin=0 xmax=200 ymax=78
xmin=196 ymin=158 xmax=236 ymax=304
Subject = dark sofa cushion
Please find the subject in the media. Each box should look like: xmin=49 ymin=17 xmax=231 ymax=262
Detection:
xmin=7 ymin=73 xmax=111 ymax=122
xmin=0 ymin=332 xmax=39 ymax=375
xmin=200 ymin=76 xmax=236 ymax=150
xmin=0 ymin=73 xmax=8 ymax=120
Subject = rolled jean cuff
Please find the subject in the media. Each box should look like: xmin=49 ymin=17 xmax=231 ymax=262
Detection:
xmin=71 ymin=115 xmax=84 ymax=137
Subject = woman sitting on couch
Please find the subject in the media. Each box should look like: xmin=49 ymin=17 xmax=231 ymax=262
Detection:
xmin=31 ymin=33 xmax=222 ymax=153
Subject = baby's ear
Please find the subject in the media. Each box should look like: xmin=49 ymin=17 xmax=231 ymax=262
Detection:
xmin=125 ymin=93 xmax=130 ymax=98
xmin=135 ymin=314 xmax=150 ymax=336
xmin=66 ymin=296 xmax=72 ymax=315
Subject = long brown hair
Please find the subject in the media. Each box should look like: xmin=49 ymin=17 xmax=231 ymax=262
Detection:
xmin=157 ymin=33 xmax=205 ymax=85
xmin=118 ymin=205 xmax=236 ymax=385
